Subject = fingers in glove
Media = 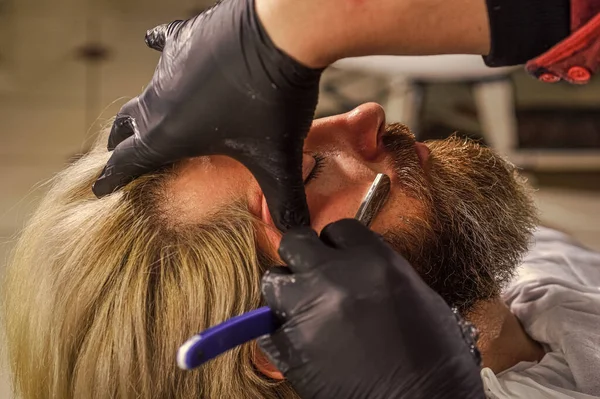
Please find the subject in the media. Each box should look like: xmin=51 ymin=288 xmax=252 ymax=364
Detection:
xmin=320 ymin=218 xmax=385 ymax=250
xmin=256 ymin=331 xmax=294 ymax=375
xmin=270 ymin=187 xmax=310 ymax=231
xmin=278 ymin=227 xmax=330 ymax=273
xmin=107 ymin=98 xmax=141 ymax=150
xmin=261 ymin=266 xmax=294 ymax=311
xmin=262 ymin=174 xmax=310 ymax=231
xmin=108 ymin=116 xmax=137 ymax=151
xmin=257 ymin=308 xmax=319 ymax=378
xmin=241 ymin=153 xmax=310 ymax=231
xmin=92 ymin=135 xmax=156 ymax=198
xmin=145 ymin=20 xmax=185 ymax=52
xmin=259 ymin=266 xmax=314 ymax=375
xmin=261 ymin=266 xmax=307 ymax=318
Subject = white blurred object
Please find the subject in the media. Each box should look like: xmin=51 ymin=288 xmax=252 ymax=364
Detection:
xmin=334 ymin=55 xmax=600 ymax=170
xmin=334 ymin=55 xmax=518 ymax=157
xmin=334 ymin=55 xmax=516 ymax=81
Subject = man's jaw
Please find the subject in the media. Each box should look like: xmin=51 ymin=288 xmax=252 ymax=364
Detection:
xmin=380 ymin=130 xmax=537 ymax=314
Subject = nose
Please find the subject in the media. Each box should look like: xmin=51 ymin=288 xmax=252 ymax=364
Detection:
xmin=307 ymin=103 xmax=386 ymax=161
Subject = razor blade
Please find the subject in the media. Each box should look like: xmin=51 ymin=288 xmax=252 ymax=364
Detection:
xmin=355 ymin=173 xmax=391 ymax=228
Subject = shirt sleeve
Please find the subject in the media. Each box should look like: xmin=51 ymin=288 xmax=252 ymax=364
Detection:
xmin=483 ymin=0 xmax=571 ymax=67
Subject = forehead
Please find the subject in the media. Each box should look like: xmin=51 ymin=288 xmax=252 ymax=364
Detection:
xmin=164 ymin=156 xmax=261 ymax=225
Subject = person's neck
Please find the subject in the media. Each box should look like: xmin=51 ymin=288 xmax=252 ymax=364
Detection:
xmin=466 ymin=298 xmax=546 ymax=374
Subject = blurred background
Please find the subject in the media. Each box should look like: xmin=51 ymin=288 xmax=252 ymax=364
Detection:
xmin=0 ymin=0 xmax=599 ymax=395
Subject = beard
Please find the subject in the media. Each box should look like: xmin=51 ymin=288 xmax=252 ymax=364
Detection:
xmin=380 ymin=123 xmax=537 ymax=314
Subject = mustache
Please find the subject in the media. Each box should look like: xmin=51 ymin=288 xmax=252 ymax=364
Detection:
xmin=381 ymin=123 xmax=429 ymax=200
xmin=381 ymin=123 xmax=417 ymax=150
xmin=381 ymin=123 xmax=419 ymax=170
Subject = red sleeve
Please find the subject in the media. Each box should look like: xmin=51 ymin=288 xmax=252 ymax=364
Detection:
xmin=526 ymin=1 xmax=600 ymax=84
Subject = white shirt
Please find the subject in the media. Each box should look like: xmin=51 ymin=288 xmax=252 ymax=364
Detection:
xmin=482 ymin=227 xmax=600 ymax=399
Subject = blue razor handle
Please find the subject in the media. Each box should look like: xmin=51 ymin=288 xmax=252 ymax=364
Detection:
xmin=177 ymin=306 xmax=280 ymax=370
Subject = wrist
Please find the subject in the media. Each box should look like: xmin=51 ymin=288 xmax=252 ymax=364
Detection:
xmin=255 ymin=0 xmax=340 ymax=68
xmin=255 ymin=0 xmax=491 ymax=69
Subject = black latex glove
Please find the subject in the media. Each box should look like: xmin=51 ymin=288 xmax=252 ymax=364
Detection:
xmin=92 ymin=0 xmax=322 ymax=230
xmin=259 ymin=219 xmax=484 ymax=399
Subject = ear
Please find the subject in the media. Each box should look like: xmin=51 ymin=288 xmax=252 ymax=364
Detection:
xmin=253 ymin=346 xmax=284 ymax=380
xmin=257 ymin=194 xmax=283 ymax=256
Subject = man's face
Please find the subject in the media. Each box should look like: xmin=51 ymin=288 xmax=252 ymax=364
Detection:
xmin=168 ymin=103 xmax=536 ymax=312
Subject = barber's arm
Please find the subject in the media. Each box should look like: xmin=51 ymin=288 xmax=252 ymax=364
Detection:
xmin=260 ymin=0 xmax=599 ymax=83
xmin=258 ymin=219 xmax=485 ymax=399
xmin=255 ymin=0 xmax=493 ymax=68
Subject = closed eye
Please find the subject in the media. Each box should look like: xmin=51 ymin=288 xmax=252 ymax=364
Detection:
xmin=304 ymin=153 xmax=325 ymax=185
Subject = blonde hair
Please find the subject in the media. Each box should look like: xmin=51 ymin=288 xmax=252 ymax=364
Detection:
xmin=1 ymin=132 xmax=298 ymax=398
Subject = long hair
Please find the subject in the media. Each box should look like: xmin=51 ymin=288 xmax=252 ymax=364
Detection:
xmin=1 ymin=132 xmax=298 ymax=398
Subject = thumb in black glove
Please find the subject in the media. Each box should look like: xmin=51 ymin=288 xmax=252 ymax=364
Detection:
xmin=258 ymin=219 xmax=484 ymax=399
xmin=92 ymin=0 xmax=322 ymax=230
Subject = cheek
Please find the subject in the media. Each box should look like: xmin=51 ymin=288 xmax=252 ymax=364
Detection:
xmin=304 ymin=155 xmax=376 ymax=232
xmin=307 ymin=188 xmax=363 ymax=233
xmin=306 ymin=181 xmax=431 ymax=237
xmin=256 ymin=188 xmax=361 ymax=262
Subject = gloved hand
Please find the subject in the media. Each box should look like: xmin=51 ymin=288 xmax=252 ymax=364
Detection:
xmin=526 ymin=0 xmax=600 ymax=84
xmin=92 ymin=0 xmax=322 ymax=230
xmin=259 ymin=219 xmax=484 ymax=399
